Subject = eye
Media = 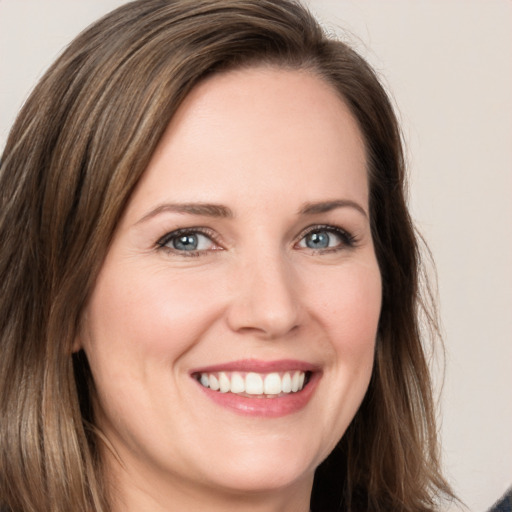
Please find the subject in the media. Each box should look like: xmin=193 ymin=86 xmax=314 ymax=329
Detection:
xmin=297 ymin=226 xmax=354 ymax=251
xmin=157 ymin=228 xmax=218 ymax=255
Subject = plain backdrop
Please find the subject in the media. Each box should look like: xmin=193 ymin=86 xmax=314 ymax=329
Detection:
xmin=0 ymin=1 xmax=511 ymax=510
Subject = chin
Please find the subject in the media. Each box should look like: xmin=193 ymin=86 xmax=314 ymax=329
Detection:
xmin=200 ymin=441 xmax=321 ymax=495
xmin=213 ymin=467 xmax=313 ymax=496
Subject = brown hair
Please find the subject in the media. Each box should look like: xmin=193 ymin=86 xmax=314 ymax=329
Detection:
xmin=0 ymin=0 xmax=454 ymax=510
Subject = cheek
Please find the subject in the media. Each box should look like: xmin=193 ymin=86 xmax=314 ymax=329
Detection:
xmin=79 ymin=262 xmax=229 ymax=436
xmin=297 ymin=260 xmax=380 ymax=460
xmin=84 ymin=262 xmax=226 ymax=360
xmin=305 ymin=259 xmax=381 ymax=421
xmin=309 ymin=261 xmax=382 ymax=351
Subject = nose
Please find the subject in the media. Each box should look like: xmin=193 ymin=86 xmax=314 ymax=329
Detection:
xmin=226 ymin=251 xmax=302 ymax=340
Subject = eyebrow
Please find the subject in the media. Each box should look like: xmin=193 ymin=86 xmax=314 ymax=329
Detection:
xmin=137 ymin=198 xmax=367 ymax=225
xmin=299 ymin=199 xmax=368 ymax=218
xmin=136 ymin=203 xmax=233 ymax=224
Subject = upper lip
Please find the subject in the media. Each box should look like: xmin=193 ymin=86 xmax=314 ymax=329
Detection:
xmin=190 ymin=358 xmax=320 ymax=374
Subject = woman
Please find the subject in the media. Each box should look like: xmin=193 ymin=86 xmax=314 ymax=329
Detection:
xmin=0 ymin=0 xmax=454 ymax=510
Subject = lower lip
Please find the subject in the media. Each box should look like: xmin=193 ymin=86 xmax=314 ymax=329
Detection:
xmin=194 ymin=373 xmax=320 ymax=418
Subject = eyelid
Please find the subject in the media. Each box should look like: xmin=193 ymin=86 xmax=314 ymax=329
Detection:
xmin=155 ymin=223 xmax=357 ymax=258
xmin=156 ymin=227 xmax=222 ymax=256
xmin=294 ymin=224 xmax=356 ymax=250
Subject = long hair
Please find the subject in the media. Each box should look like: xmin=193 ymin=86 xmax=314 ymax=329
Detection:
xmin=0 ymin=1 xmax=453 ymax=510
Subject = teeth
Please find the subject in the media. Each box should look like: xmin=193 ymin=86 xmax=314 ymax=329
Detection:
xmin=209 ymin=374 xmax=220 ymax=391
xmin=197 ymin=370 xmax=308 ymax=396
xmin=231 ymin=372 xmax=245 ymax=393
xmin=282 ymin=372 xmax=292 ymax=393
xmin=263 ymin=373 xmax=281 ymax=394
xmin=245 ymin=372 xmax=264 ymax=394
xmin=200 ymin=373 xmax=209 ymax=388
xmin=219 ymin=372 xmax=230 ymax=393
xmin=291 ymin=371 xmax=299 ymax=392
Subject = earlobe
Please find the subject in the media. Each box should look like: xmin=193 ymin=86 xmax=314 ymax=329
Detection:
xmin=73 ymin=310 xmax=90 ymax=353
xmin=72 ymin=337 xmax=82 ymax=353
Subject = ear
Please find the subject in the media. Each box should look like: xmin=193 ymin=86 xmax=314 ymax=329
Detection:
xmin=72 ymin=336 xmax=82 ymax=353
xmin=72 ymin=309 xmax=88 ymax=353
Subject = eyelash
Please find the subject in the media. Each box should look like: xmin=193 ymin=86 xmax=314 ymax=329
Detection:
xmin=296 ymin=224 xmax=357 ymax=253
xmin=156 ymin=224 xmax=357 ymax=258
xmin=156 ymin=227 xmax=219 ymax=258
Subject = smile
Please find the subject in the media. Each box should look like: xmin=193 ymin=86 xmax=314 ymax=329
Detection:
xmin=196 ymin=370 xmax=308 ymax=397
xmin=191 ymin=360 xmax=320 ymax=417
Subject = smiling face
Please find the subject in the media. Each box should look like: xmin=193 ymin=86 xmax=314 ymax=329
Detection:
xmin=79 ymin=67 xmax=382 ymax=511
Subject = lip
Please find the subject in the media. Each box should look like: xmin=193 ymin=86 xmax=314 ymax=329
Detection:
xmin=190 ymin=358 xmax=320 ymax=374
xmin=190 ymin=359 xmax=321 ymax=418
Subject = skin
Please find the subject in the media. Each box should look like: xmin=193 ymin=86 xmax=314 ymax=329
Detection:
xmin=78 ymin=67 xmax=382 ymax=512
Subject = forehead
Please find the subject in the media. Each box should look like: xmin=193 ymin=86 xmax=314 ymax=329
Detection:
xmin=160 ymin=65 xmax=365 ymax=162
xmin=124 ymin=66 xmax=368 ymax=219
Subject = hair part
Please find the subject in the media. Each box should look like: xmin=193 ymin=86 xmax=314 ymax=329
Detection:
xmin=0 ymin=1 xmax=454 ymax=510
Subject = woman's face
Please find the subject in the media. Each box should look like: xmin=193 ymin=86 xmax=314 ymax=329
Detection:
xmin=79 ymin=67 xmax=381 ymax=507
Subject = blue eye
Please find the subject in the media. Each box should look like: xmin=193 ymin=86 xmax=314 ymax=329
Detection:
xmin=303 ymin=231 xmax=331 ymax=249
xmin=298 ymin=227 xmax=353 ymax=251
xmin=158 ymin=229 xmax=216 ymax=254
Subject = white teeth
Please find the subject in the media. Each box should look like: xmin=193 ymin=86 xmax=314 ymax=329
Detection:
xmin=200 ymin=373 xmax=209 ymax=388
xmin=245 ymin=372 xmax=264 ymax=395
xmin=219 ymin=372 xmax=230 ymax=393
xmin=209 ymin=374 xmax=220 ymax=391
xmin=282 ymin=372 xmax=292 ymax=393
xmin=197 ymin=370 xmax=308 ymax=396
xmin=230 ymin=372 xmax=245 ymax=393
xmin=291 ymin=371 xmax=300 ymax=392
xmin=263 ymin=373 xmax=282 ymax=394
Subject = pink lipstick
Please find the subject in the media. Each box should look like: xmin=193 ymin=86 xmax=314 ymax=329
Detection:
xmin=191 ymin=359 xmax=320 ymax=417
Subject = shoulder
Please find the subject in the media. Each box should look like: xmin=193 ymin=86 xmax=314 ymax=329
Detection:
xmin=488 ymin=488 xmax=512 ymax=512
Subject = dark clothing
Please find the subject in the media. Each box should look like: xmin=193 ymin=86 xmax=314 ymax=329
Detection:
xmin=489 ymin=488 xmax=512 ymax=512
